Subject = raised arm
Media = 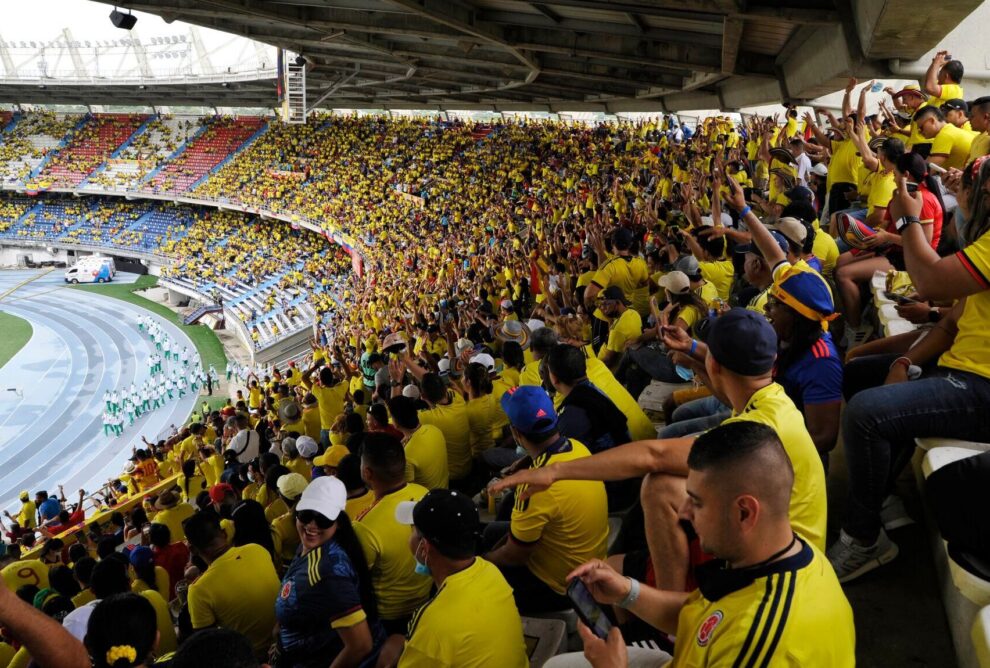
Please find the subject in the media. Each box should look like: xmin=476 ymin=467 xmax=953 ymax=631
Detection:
xmin=924 ymin=51 xmax=950 ymax=98
xmin=724 ymin=172 xmax=786 ymax=267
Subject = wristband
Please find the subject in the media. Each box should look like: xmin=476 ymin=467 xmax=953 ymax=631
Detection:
xmin=618 ymin=577 xmax=641 ymax=609
xmin=889 ymin=357 xmax=912 ymax=371
xmin=690 ymin=339 xmax=698 ymax=354
xmin=895 ymin=215 xmax=920 ymax=233
xmin=739 ymin=205 xmax=752 ymax=217
xmin=928 ymin=308 xmax=941 ymax=324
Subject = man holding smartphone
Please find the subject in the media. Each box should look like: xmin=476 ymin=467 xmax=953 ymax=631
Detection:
xmin=546 ymin=422 xmax=854 ymax=667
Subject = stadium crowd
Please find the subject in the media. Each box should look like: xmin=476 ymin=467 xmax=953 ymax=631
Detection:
xmin=4 ymin=48 xmax=990 ymax=667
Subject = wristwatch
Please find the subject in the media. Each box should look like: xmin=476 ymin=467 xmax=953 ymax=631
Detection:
xmin=895 ymin=215 xmax=920 ymax=233
xmin=389 ymin=380 xmax=401 ymax=387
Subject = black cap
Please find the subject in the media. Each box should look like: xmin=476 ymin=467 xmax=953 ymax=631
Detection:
xmin=601 ymin=285 xmax=629 ymax=303
xmin=706 ymin=308 xmax=778 ymax=376
xmin=396 ymin=489 xmax=480 ymax=558
xmin=784 ymin=185 xmax=815 ymax=203
xmin=941 ymin=98 xmax=968 ymax=113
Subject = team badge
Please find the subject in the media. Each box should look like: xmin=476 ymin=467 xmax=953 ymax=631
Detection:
xmin=697 ymin=610 xmax=723 ymax=646
xmin=281 ymin=582 xmax=293 ymax=600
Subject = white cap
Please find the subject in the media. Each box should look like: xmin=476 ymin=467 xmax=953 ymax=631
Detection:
xmin=659 ymin=271 xmax=691 ymax=295
xmin=526 ymin=318 xmax=546 ymax=332
xmin=770 ymin=217 xmax=807 ymax=245
xmin=811 ymin=163 xmax=828 ymax=177
xmin=402 ymin=384 xmax=421 ymax=399
xmin=296 ymin=435 xmax=318 ymax=459
xmin=438 ymin=358 xmax=451 ymax=376
xmin=719 ymin=212 xmax=733 ymax=227
xmin=454 ymin=338 xmax=474 ymax=356
xmin=469 ymin=353 xmax=496 ymax=374
xmin=295 ymin=475 xmax=347 ymax=521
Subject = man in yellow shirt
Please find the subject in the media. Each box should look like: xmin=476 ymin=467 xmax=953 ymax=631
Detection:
xmin=917 ymin=105 xmax=975 ymax=170
xmin=353 ymin=434 xmax=431 ymax=640
xmin=4 ymin=492 xmax=36 ymax=530
xmin=596 ymin=286 xmax=642 ymax=371
xmin=184 ymin=512 xmax=281 ymax=659
xmin=561 ymin=421 xmax=854 ymax=668
xmin=395 ymin=489 xmax=528 ymax=668
xmin=493 ymin=309 xmax=827 ymax=595
xmin=924 ymin=50 xmax=965 ymax=109
xmin=387 ymin=396 xmax=448 ymax=490
xmin=484 ymin=386 xmax=608 ymax=613
xmin=967 ymin=96 xmax=990 ymax=164
xmin=302 ymin=365 xmax=352 ymax=449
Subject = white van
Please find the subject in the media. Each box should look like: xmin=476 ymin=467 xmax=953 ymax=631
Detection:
xmin=64 ymin=256 xmax=115 ymax=284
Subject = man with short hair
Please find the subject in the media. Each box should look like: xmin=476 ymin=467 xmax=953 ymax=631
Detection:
xmin=484 ymin=386 xmax=608 ymax=613
xmin=394 ymin=489 xmax=528 ymax=667
xmin=967 ymin=96 xmax=990 ymax=163
xmin=62 ymin=555 xmax=131 ymax=640
xmin=353 ymin=434 xmax=431 ymax=643
xmin=550 ymin=422 xmax=855 ymax=668
xmin=225 ymin=413 xmax=260 ymax=464
xmin=916 ymin=105 xmax=974 ymax=169
xmin=184 ymin=512 xmax=281 ymax=659
xmin=789 ymin=136 xmax=813 ymax=187
xmin=387 ymin=396 xmax=448 ymax=490
xmin=596 ymin=286 xmax=643 ymax=371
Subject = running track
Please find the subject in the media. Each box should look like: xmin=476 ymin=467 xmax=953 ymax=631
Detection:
xmin=0 ymin=270 xmax=197 ymax=515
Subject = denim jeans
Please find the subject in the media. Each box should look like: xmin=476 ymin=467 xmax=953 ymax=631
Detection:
xmin=659 ymin=395 xmax=729 ymax=438
xmin=842 ymin=368 xmax=990 ymax=542
xmin=615 ymin=346 xmax=688 ymax=399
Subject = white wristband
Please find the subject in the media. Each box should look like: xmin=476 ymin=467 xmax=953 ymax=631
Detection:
xmin=618 ymin=577 xmax=641 ymax=609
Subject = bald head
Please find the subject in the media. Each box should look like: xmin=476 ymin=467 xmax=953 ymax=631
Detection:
xmin=688 ymin=421 xmax=793 ymax=520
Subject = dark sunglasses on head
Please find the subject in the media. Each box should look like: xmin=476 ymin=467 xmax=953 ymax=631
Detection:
xmin=295 ymin=509 xmax=333 ymax=529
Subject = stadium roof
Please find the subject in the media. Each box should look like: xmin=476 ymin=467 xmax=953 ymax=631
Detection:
xmin=9 ymin=0 xmax=982 ymax=112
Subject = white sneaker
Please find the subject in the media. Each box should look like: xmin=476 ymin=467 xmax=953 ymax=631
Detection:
xmin=881 ymin=495 xmax=915 ymax=531
xmin=827 ymin=529 xmax=899 ymax=583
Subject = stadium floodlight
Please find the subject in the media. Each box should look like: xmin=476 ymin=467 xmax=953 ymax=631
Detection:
xmin=110 ymin=7 xmax=137 ymax=30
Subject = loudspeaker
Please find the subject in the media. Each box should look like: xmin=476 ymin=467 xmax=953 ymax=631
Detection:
xmin=109 ymin=9 xmax=137 ymax=30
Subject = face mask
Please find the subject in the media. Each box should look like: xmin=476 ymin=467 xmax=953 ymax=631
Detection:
xmin=413 ymin=540 xmax=431 ymax=577
xmin=247 ymin=473 xmax=255 ymax=483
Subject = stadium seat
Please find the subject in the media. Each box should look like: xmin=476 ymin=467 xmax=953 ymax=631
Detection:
xmin=922 ymin=447 xmax=990 ymax=668
xmin=521 ymin=617 xmax=567 ymax=667
xmin=916 ymin=438 xmax=990 ymax=453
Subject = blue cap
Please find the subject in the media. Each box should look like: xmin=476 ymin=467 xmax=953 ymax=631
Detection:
xmin=734 ymin=230 xmax=790 ymax=258
xmin=128 ymin=545 xmax=154 ymax=570
xmin=772 ymin=265 xmax=836 ymax=325
xmin=500 ymin=386 xmax=559 ymax=435
xmin=707 ymin=308 xmax=777 ymax=376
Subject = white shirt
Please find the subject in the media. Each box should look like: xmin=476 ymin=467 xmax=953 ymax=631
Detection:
xmin=227 ymin=429 xmax=260 ymax=463
xmin=63 ymin=599 xmax=99 ymax=640
xmin=795 ymin=153 xmax=812 ymax=187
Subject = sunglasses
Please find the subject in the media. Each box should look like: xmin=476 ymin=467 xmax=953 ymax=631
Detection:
xmin=295 ymin=510 xmax=334 ymax=530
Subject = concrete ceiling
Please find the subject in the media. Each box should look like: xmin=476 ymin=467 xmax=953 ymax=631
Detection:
xmin=3 ymin=0 xmax=982 ymax=112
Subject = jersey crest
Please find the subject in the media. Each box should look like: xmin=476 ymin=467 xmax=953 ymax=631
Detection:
xmin=697 ymin=610 xmax=723 ymax=646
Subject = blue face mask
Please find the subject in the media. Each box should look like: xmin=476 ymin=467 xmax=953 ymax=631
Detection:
xmin=414 ymin=541 xmax=431 ymax=577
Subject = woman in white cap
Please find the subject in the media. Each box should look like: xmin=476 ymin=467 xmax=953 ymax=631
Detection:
xmin=274 ymin=476 xmax=385 ymax=667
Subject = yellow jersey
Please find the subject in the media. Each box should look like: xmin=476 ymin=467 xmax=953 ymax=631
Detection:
xmin=519 ymin=359 xmax=542 ymax=386
xmin=968 ymin=132 xmax=990 ymax=164
xmin=584 ymin=351 xmax=655 ymax=441
xmin=671 ymin=540 xmax=854 ymax=667
xmin=354 ymin=483 xmax=432 ymax=620
xmin=1 ymin=559 xmax=49 ymax=591
xmin=139 ymin=589 xmax=178 ymax=655
xmin=699 ymin=260 xmax=735 ymax=301
xmin=931 ymin=122 xmax=976 ymax=170
xmin=345 ymin=489 xmax=376 ymax=519
xmin=399 ymin=558 xmax=528 ymax=668
xmin=308 ymin=380 xmax=349 ymax=430
xmin=510 ymin=438 xmax=608 ymax=593
xmin=591 ymin=255 xmax=651 ymax=317
xmin=600 ymin=308 xmax=643 ymax=358
xmin=941 ymin=233 xmax=990 ymax=378
xmin=827 ymin=137 xmax=861 ymax=188
xmin=721 ymin=383 xmax=827 ymax=550
xmin=404 ymin=424 xmax=449 ymax=490
xmin=419 ymin=391 xmax=473 ymax=480
xmin=302 ymin=406 xmax=322 ymax=441
xmin=151 ymin=503 xmax=195 ymax=544
xmin=187 ymin=543 xmax=281 ymax=657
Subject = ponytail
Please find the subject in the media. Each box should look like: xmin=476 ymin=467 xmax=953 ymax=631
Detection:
xmin=86 ymin=593 xmax=157 ymax=668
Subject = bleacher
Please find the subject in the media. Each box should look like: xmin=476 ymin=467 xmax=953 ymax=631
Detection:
xmin=86 ymin=116 xmax=202 ymax=192
xmin=38 ymin=113 xmax=148 ymax=189
xmin=0 ymin=111 xmax=80 ymax=186
xmin=142 ymin=116 xmax=266 ymax=194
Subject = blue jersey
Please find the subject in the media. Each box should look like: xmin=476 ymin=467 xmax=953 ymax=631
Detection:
xmin=276 ymin=540 xmax=384 ymax=668
xmin=774 ymin=333 xmax=843 ymax=412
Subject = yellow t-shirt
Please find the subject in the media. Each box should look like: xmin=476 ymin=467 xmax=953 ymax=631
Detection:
xmin=698 ymin=260 xmax=734 ymax=301
xmin=151 ymin=503 xmax=195 ymax=544
xmin=309 ymin=380 xmax=349 ymax=430
xmin=591 ymin=255 xmax=651 ymax=317
xmin=187 ymin=543 xmax=281 ymax=657
xmin=827 ymin=138 xmax=860 ymax=188
xmin=405 ymin=424 xmax=449 ymax=490
xmin=721 ymin=383 xmax=827 ymax=550
xmin=519 ymin=359 xmax=542 ymax=387
xmin=696 ymin=280 xmax=720 ymax=308
xmin=302 ymin=406 xmax=322 ymax=441
xmin=1 ymin=559 xmax=49 ymax=591
xmin=419 ymin=392 xmax=473 ymax=480
xmin=811 ymin=225 xmax=840 ymax=277
xmin=940 ymin=234 xmax=990 ymax=377
xmin=968 ymin=132 xmax=990 ymax=164
xmin=399 ymin=558 xmax=528 ymax=668
xmin=928 ymin=81 xmax=964 ymax=111
xmin=510 ymin=438 xmax=608 ymax=593
xmin=354 ymin=483 xmax=432 ymax=620
xmin=600 ymin=308 xmax=643 ymax=357
xmin=284 ymin=457 xmax=312 ymax=481
xmin=140 ymin=589 xmax=178 ymax=655
xmin=865 ymin=169 xmax=896 ymax=216
xmin=671 ymin=541 xmax=854 ymax=668
xmin=931 ymin=122 xmax=975 ymax=170
xmin=131 ymin=565 xmax=170 ymax=598
xmin=72 ymin=588 xmax=96 ymax=608
xmin=345 ymin=489 xmax=376 ymax=519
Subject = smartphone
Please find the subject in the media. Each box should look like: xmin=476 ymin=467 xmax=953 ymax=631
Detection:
xmin=927 ymin=162 xmax=947 ymax=175
xmin=566 ymin=578 xmax=613 ymax=640
xmin=884 ymin=291 xmax=917 ymax=305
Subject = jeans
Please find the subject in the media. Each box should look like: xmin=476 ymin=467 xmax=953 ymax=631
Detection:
xmin=842 ymin=368 xmax=990 ymax=543
xmin=842 ymin=353 xmax=901 ymax=401
xmin=615 ymin=346 xmax=688 ymax=398
xmin=658 ymin=396 xmax=729 ymax=438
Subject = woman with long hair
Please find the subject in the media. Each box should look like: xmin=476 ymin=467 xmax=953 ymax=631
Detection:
xmin=463 ymin=361 xmax=508 ymax=458
xmin=835 ymin=150 xmax=944 ymax=347
xmin=825 ymin=155 xmax=990 ymax=582
xmin=229 ymin=498 xmax=278 ymax=567
xmin=178 ymin=459 xmax=207 ymax=503
xmin=274 ymin=476 xmax=384 ymax=667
